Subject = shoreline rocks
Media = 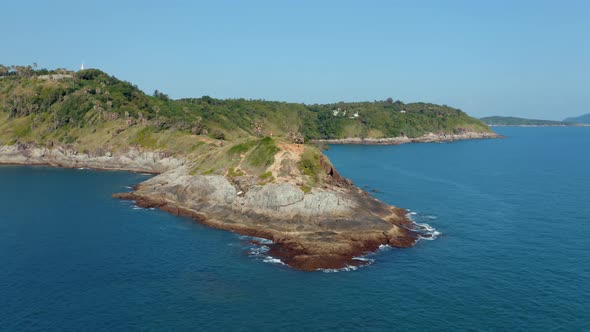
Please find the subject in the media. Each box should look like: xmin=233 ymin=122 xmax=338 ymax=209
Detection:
xmin=0 ymin=142 xmax=184 ymax=173
xmin=311 ymin=131 xmax=502 ymax=145
xmin=111 ymin=166 xmax=418 ymax=271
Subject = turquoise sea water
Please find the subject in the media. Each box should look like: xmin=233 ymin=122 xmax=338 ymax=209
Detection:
xmin=1 ymin=127 xmax=589 ymax=331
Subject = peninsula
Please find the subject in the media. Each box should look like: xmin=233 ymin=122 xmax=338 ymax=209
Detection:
xmin=0 ymin=65 xmax=499 ymax=270
xmin=480 ymin=116 xmax=581 ymax=127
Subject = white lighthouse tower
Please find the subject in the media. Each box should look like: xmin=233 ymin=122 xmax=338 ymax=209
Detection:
xmin=80 ymin=62 xmax=85 ymax=71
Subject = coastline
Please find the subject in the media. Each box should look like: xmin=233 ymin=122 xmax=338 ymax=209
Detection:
xmin=311 ymin=131 xmax=502 ymax=145
xmin=0 ymin=140 xmax=436 ymax=271
xmin=0 ymin=143 xmax=183 ymax=174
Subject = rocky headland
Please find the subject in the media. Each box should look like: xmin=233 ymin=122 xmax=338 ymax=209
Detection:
xmin=0 ymin=141 xmax=423 ymax=271
xmin=0 ymin=65 xmax=501 ymax=271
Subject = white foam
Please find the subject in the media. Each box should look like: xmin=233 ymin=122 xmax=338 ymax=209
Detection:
xmin=238 ymin=235 xmax=274 ymax=245
xmin=250 ymin=236 xmax=274 ymax=245
xmin=248 ymin=245 xmax=270 ymax=255
xmin=319 ymin=265 xmax=359 ymax=273
xmin=352 ymin=256 xmax=375 ymax=263
xmin=262 ymin=256 xmax=286 ymax=265
xmin=414 ymin=222 xmax=441 ymax=240
xmin=405 ymin=211 xmax=442 ymax=241
xmin=317 ymin=256 xmax=376 ymax=273
xmin=242 ymin=238 xmax=286 ymax=266
xmin=416 ymin=222 xmax=436 ymax=232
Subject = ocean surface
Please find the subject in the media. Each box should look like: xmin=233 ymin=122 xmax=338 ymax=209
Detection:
xmin=1 ymin=127 xmax=589 ymax=331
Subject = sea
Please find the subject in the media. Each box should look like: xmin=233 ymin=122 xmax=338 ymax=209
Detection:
xmin=1 ymin=127 xmax=589 ymax=331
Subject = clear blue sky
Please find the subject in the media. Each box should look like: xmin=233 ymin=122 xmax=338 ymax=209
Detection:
xmin=2 ymin=0 xmax=589 ymax=120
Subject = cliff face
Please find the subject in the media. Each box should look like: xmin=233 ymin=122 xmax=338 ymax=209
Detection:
xmin=0 ymin=142 xmax=417 ymax=271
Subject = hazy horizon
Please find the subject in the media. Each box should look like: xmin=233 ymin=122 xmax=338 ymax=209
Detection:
xmin=2 ymin=0 xmax=589 ymax=121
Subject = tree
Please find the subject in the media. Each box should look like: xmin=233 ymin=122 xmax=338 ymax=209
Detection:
xmin=386 ymin=97 xmax=393 ymax=103
xmin=153 ymin=89 xmax=169 ymax=101
xmin=201 ymin=95 xmax=215 ymax=105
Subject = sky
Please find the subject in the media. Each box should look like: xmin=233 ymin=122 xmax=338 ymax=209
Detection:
xmin=1 ymin=0 xmax=589 ymax=120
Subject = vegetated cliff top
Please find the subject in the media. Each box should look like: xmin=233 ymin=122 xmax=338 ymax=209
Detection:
xmin=0 ymin=64 xmax=494 ymax=187
xmin=480 ymin=116 xmax=578 ymax=126
xmin=0 ymin=64 xmax=491 ymax=143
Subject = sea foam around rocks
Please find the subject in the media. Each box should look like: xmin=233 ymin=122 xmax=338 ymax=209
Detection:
xmin=406 ymin=211 xmax=441 ymax=241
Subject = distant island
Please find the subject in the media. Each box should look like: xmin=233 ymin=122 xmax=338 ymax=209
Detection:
xmin=564 ymin=113 xmax=590 ymax=124
xmin=481 ymin=116 xmax=581 ymax=127
xmin=0 ymin=64 xmax=499 ymax=271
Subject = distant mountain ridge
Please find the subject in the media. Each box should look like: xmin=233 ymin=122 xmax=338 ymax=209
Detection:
xmin=564 ymin=113 xmax=590 ymax=124
xmin=480 ymin=116 xmax=577 ymax=126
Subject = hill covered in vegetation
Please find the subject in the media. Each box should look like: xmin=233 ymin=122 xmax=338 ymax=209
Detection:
xmin=564 ymin=113 xmax=590 ymax=124
xmin=0 ymin=65 xmax=491 ymax=146
xmin=480 ymin=116 xmax=577 ymax=126
xmin=0 ymin=64 xmax=498 ymax=187
xmin=0 ymin=64 xmax=496 ymax=271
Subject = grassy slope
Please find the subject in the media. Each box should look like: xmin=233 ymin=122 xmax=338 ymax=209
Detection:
xmin=0 ymin=67 xmax=491 ymax=142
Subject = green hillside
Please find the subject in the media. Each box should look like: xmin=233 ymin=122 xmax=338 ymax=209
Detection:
xmin=0 ymin=65 xmax=491 ymax=147
xmin=481 ymin=116 xmax=576 ymax=126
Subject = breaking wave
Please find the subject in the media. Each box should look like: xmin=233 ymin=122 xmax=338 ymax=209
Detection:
xmin=406 ymin=210 xmax=442 ymax=241
xmin=238 ymin=235 xmax=287 ymax=266
xmin=319 ymin=265 xmax=359 ymax=273
xmin=262 ymin=257 xmax=286 ymax=265
xmin=317 ymin=254 xmax=376 ymax=273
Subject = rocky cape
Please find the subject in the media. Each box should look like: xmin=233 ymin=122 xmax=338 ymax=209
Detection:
xmin=0 ymin=141 xmax=427 ymax=271
xmin=312 ymin=131 xmax=501 ymax=145
xmin=0 ymin=65 xmax=501 ymax=271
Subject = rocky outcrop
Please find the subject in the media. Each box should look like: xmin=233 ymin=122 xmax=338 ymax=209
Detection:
xmin=0 ymin=142 xmax=417 ymax=271
xmin=312 ymin=131 xmax=502 ymax=145
xmin=113 ymin=167 xmax=417 ymax=271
